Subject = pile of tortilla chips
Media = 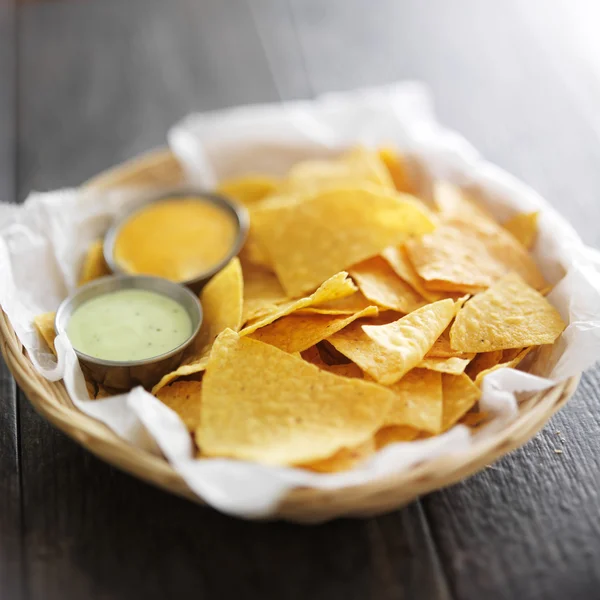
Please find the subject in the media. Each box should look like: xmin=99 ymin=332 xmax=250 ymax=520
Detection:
xmin=34 ymin=147 xmax=566 ymax=472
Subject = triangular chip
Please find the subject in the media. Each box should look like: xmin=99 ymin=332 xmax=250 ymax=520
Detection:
xmin=79 ymin=240 xmax=111 ymax=286
xmin=503 ymin=211 xmax=539 ymax=249
xmin=240 ymin=272 xmax=357 ymax=336
xmin=426 ymin=326 xmax=475 ymax=360
xmin=349 ymin=256 xmax=426 ymax=313
xmin=252 ymin=185 xmax=436 ymax=297
xmin=152 ymin=258 xmax=243 ymax=393
xmin=301 ymin=345 xmax=364 ymax=379
xmin=384 ymin=369 xmax=443 ymax=433
xmin=156 ymin=381 xmax=203 ymax=431
xmin=450 ymin=273 xmax=565 ymax=352
xmin=465 ymin=350 xmax=504 ymax=380
xmin=378 ymin=147 xmax=413 ymax=193
xmin=241 ymin=260 xmax=287 ymax=323
xmin=249 ymin=306 xmax=377 ymax=353
xmin=474 ymin=347 xmax=533 ymax=386
xmin=459 ymin=411 xmax=489 ymax=428
xmin=418 ymin=356 xmax=471 ymax=375
xmin=375 ymin=425 xmax=420 ymax=449
xmin=34 ymin=312 xmax=57 ymax=354
xmin=434 ymin=181 xmax=497 ymax=224
xmin=406 ymin=219 xmax=547 ymax=293
xmin=441 ymin=373 xmax=481 ymax=431
xmin=358 ymin=299 xmax=457 ymax=384
xmin=297 ymin=291 xmax=374 ymax=315
xmin=301 ymin=438 xmax=375 ymax=473
xmin=197 ymin=330 xmax=394 ymax=465
xmin=217 ymin=175 xmax=278 ymax=207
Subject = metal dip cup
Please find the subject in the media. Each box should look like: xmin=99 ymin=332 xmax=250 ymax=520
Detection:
xmin=103 ymin=190 xmax=249 ymax=293
xmin=55 ymin=275 xmax=203 ymax=391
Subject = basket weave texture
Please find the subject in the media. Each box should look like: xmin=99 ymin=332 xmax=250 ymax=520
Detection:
xmin=0 ymin=149 xmax=580 ymax=522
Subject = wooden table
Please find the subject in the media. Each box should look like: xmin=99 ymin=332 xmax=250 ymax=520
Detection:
xmin=1 ymin=1 xmax=600 ymax=598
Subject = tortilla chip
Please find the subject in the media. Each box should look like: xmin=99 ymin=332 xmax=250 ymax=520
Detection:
xmin=241 ymin=260 xmax=287 ymax=322
xmin=240 ymin=272 xmax=357 ymax=336
xmin=79 ymin=240 xmax=111 ymax=286
xmin=419 ymin=356 xmax=471 ymax=375
xmin=378 ymin=147 xmax=412 ymax=193
xmin=441 ymin=373 xmax=481 ymax=431
xmin=460 ymin=411 xmax=490 ymax=428
xmin=301 ymin=345 xmax=364 ymax=379
xmin=426 ymin=326 xmax=475 ymax=360
xmin=349 ymin=256 xmax=426 ymax=313
xmin=297 ymin=291 xmax=375 ymax=315
xmin=384 ymin=369 xmax=443 ymax=433
xmin=375 ymin=425 xmax=420 ymax=449
xmin=197 ymin=330 xmax=394 ymax=465
xmin=302 ymin=438 xmax=375 ymax=472
xmin=249 ymin=305 xmax=377 ymax=353
xmin=151 ymin=257 xmax=243 ymax=393
xmin=217 ymin=175 xmax=278 ymax=207
xmin=252 ymin=185 xmax=436 ymax=297
xmin=357 ymin=298 xmax=457 ymax=384
xmin=406 ymin=219 xmax=547 ymax=293
xmin=34 ymin=312 xmax=57 ymax=354
xmin=434 ymin=181 xmax=498 ymax=224
xmin=474 ymin=347 xmax=534 ymax=385
xmin=450 ymin=273 xmax=566 ymax=352
xmin=156 ymin=381 xmax=203 ymax=431
xmin=504 ymin=212 xmax=539 ymax=249
xmin=465 ymin=350 xmax=504 ymax=380
xmin=382 ymin=245 xmax=445 ymax=302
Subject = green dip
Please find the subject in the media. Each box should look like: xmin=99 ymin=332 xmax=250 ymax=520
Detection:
xmin=67 ymin=289 xmax=193 ymax=362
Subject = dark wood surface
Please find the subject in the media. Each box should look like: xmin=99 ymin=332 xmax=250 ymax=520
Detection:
xmin=1 ymin=1 xmax=600 ymax=598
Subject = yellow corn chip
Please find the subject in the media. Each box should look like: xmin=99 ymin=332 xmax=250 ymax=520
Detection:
xmin=357 ymin=298 xmax=457 ymax=384
xmin=503 ymin=212 xmax=539 ymax=250
xmin=79 ymin=240 xmax=111 ymax=286
xmin=385 ymin=369 xmax=443 ymax=433
xmin=241 ymin=260 xmax=287 ymax=322
xmin=217 ymin=175 xmax=278 ymax=207
xmin=349 ymin=256 xmax=426 ymax=314
xmin=426 ymin=326 xmax=476 ymax=360
xmin=249 ymin=306 xmax=377 ymax=353
xmin=382 ymin=245 xmax=445 ymax=302
xmin=151 ymin=257 xmax=243 ymax=393
xmin=297 ymin=291 xmax=375 ymax=315
xmin=465 ymin=350 xmax=504 ymax=380
xmin=406 ymin=219 xmax=547 ymax=293
xmin=501 ymin=347 xmax=523 ymax=361
xmin=450 ymin=273 xmax=566 ymax=352
xmin=34 ymin=312 xmax=57 ymax=354
xmin=240 ymin=272 xmax=357 ymax=336
xmin=252 ymin=185 xmax=436 ymax=297
xmin=197 ymin=330 xmax=394 ymax=465
xmin=441 ymin=373 xmax=481 ymax=431
xmin=375 ymin=425 xmax=420 ymax=449
xmin=434 ymin=181 xmax=498 ymax=224
xmin=418 ymin=356 xmax=471 ymax=375
xmin=474 ymin=347 xmax=534 ymax=385
xmin=302 ymin=438 xmax=375 ymax=472
xmin=460 ymin=411 xmax=489 ymax=428
xmin=378 ymin=147 xmax=412 ymax=193
xmin=301 ymin=345 xmax=364 ymax=379
xmin=156 ymin=381 xmax=203 ymax=431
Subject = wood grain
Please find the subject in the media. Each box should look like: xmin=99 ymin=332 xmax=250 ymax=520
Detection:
xmin=0 ymin=1 xmax=23 ymax=599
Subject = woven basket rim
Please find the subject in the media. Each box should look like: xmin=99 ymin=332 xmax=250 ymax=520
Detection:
xmin=0 ymin=148 xmax=580 ymax=521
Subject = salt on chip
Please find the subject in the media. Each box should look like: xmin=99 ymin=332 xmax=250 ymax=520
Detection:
xmin=349 ymin=256 xmax=426 ymax=314
xmin=252 ymin=185 xmax=436 ymax=297
xmin=297 ymin=291 xmax=374 ymax=315
xmin=375 ymin=425 xmax=420 ymax=449
xmin=217 ymin=175 xmax=278 ymax=207
xmin=79 ymin=240 xmax=111 ymax=286
xmin=249 ymin=306 xmax=377 ymax=354
xmin=406 ymin=219 xmax=547 ymax=293
xmin=384 ymin=368 xmax=443 ymax=434
xmin=465 ymin=350 xmax=504 ymax=381
xmin=197 ymin=329 xmax=394 ymax=466
xmin=441 ymin=373 xmax=481 ymax=431
xmin=240 ymin=272 xmax=357 ymax=336
xmin=418 ymin=356 xmax=471 ymax=375
xmin=241 ymin=260 xmax=287 ymax=322
xmin=503 ymin=211 xmax=539 ymax=249
xmin=450 ymin=273 xmax=566 ymax=353
xmin=382 ymin=245 xmax=445 ymax=302
xmin=34 ymin=312 xmax=57 ymax=354
xmin=474 ymin=347 xmax=533 ymax=386
xmin=358 ymin=298 xmax=457 ymax=385
xmin=151 ymin=257 xmax=243 ymax=393
xmin=156 ymin=381 xmax=203 ymax=431
xmin=302 ymin=438 xmax=375 ymax=472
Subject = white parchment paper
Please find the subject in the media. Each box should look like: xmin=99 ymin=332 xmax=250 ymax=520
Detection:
xmin=2 ymin=82 xmax=600 ymax=518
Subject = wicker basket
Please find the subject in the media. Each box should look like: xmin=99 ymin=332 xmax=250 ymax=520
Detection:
xmin=0 ymin=149 xmax=580 ymax=523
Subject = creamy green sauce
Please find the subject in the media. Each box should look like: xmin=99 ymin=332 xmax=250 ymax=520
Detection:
xmin=67 ymin=289 xmax=193 ymax=362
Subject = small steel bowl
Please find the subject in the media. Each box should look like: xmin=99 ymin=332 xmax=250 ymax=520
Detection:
xmin=103 ymin=190 xmax=249 ymax=293
xmin=55 ymin=275 xmax=203 ymax=391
